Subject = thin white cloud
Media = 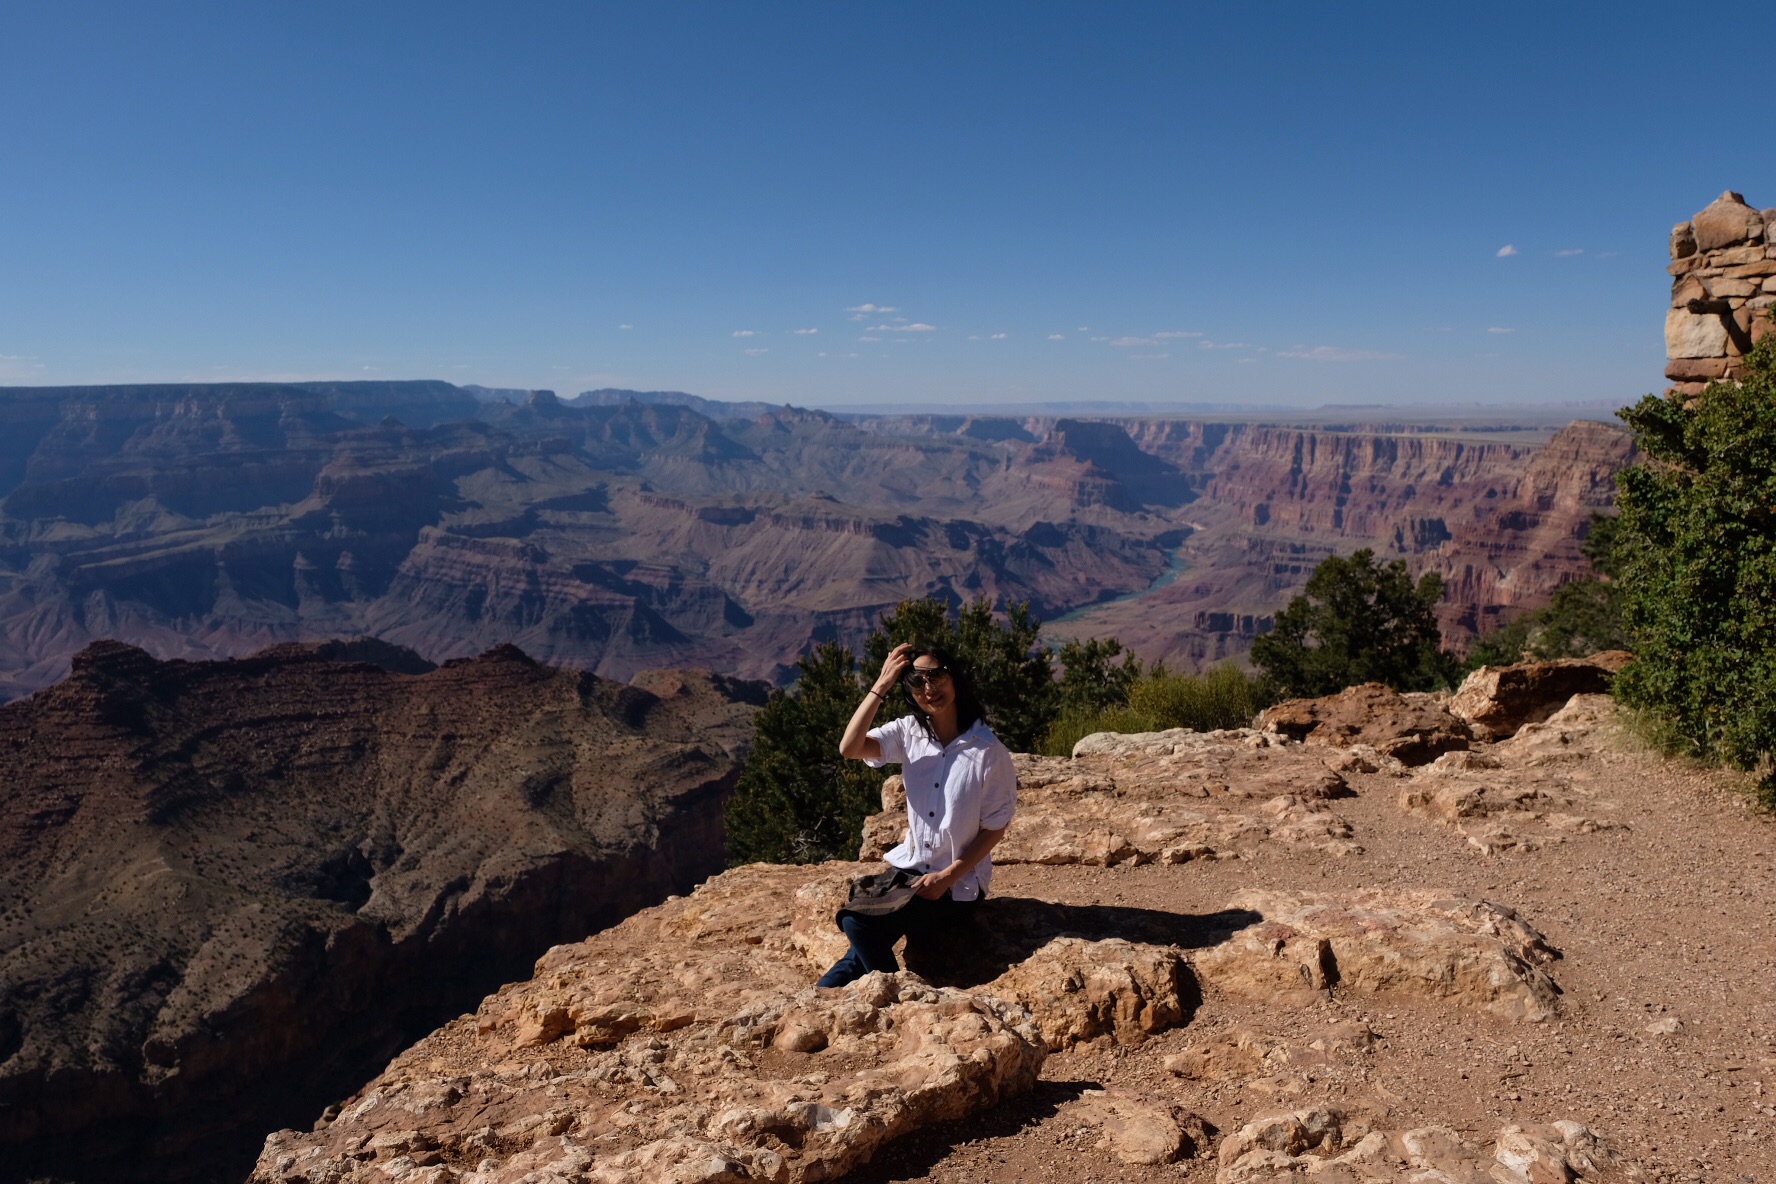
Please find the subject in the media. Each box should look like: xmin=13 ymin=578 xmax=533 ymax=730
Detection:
xmin=732 ymin=329 xmax=756 ymax=337
xmin=817 ymin=351 xmax=829 ymax=357
xmin=1279 ymin=345 xmax=1404 ymax=362
xmin=870 ymin=322 xmax=935 ymax=332
xmin=1197 ymin=339 xmax=1251 ymax=350
xmin=990 ymin=332 xmax=1007 ymax=340
xmin=967 ymin=335 xmax=982 ymax=341
xmin=1488 ymin=326 xmax=1515 ymax=334
xmin=1129 ymin=352 xmax=1170 ymax=360
xmin=1554 ymin=248 xmax=1584 ymax=257
xmin=1111 ymin=330 xmax=1202 ymax=346
xmin=1046 ymin=333 xmax=1065 ymax=341
xmin=742 ymin=347 xmax=768 ymax=356
xmin=1496 ymin=244 xmax=1519 ymax=257
xmin=846 ymin=303 xmax=897 ymax=314
xmin=1076 ymin=326 xmax=1090 ymax=332
xmin=858 ymin=335 xmax=881 ymax=343
xmin=618 ymin=323 xmax=633 ymax=331
xmin=790 ymin=327 xmax=818 ymax=335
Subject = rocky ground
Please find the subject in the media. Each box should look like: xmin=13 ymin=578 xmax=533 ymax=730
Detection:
xmin=251 ymin=662 xmax=1774 ymax=1184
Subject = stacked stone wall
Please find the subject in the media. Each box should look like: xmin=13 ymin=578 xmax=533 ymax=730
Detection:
xmin=1665 ymin=190 xmax=1776 ymax=395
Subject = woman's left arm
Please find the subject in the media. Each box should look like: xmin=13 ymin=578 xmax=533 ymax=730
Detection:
xmin=914 ymin=825 xmax=1007 ymax=899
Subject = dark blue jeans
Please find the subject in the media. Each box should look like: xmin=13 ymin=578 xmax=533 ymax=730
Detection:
xmin=817 ymin=891 xmax=980 ymax=988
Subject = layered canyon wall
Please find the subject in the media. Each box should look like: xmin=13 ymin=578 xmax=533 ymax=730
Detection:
xmin=0 ymin=379 xmax=1634 ymax=697
xmin=1665 ymin=190 xmax=1776 ymax=395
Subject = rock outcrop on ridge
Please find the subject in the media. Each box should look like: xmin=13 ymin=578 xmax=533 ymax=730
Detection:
xmin=0 ymin=640 xmax=762 ymax=1183
xmin=1665 ymin=189 xmax=1776 ymax=395
xmin=252 ymin=658 xmax=1760 ymax=1183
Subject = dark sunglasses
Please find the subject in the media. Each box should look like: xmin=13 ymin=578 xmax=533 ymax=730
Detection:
xmin=902 ymin=666 xmax=951 ymax=691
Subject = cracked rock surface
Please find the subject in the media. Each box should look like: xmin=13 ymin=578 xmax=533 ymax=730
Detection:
xmin=254 ymin=683 xmax=1771 ymax=1184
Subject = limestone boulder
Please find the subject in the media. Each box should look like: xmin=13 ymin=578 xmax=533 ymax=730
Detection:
xmin=856 ymin=774 xmax=906 ymax=858
xmin=1669 ymin=220 xmax=1696 ymax=260
xmin=1216 ymin=1110 xmax=1641 ymax=1183
xmin=1189 ymin=889 xmax=1561 ymax=1021
xmin=1665 ymin=306 xmax=1730 ymax=358
xmin=986 ymin=936 xmax=1188 ymax=1050
xmin=1448 ymin=652 xmax=1629 ymax=741
xmin=1494 ymin=693 xmax=1620 ymax=766
xmin=1690 ymin=190 xmax=1764 ymax=251
xmin=1076 ymin=1089 xmax=1212 ymax=1165
xmin=1257 ymin=683 xmax=1471 ymax=766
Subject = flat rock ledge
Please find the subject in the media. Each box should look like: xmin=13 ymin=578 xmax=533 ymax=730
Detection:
xmin=252 ymin=863 xmax=1045 ymax=1184
xmin=862 ymin=729 xmax=1361 ymax=867
xmin=1192 ymin=889 xmax=1563 ymax=1022
xmin=1217 ymin=1107 xmax=1643 ymax=1183
xmin=254 ymin=857 xmax=1572 ymax=1182
xmin=1399 ymin=695 xmax=1629 ymax=853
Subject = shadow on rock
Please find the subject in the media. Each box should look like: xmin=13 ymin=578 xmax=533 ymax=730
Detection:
xmin=842 ymin=1079 xmax=1103 ymax=1184
xmin=903 ymin=896 xmax=1263 ymax=989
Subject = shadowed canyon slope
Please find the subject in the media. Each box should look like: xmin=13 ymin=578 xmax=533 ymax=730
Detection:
xmin=0 ymin=639 xmax=762 ymax=1183
xmin=0 ymin=381 xmax=1633 ymax=697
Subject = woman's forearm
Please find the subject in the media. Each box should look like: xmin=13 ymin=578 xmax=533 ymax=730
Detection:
xmin=937 ymin=825 xmax=1007 ymax=882
xmin=838 ymin=687 xmax=889 ymax=759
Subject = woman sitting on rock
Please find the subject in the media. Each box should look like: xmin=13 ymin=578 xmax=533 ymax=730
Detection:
xmin=817 ymin=640 xmax=1018 ymax=988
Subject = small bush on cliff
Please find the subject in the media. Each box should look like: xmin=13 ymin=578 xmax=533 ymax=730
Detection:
xmin=1463 ymin=515 xmax=1630 ymax=670
xmin=1609 ymin=327 xmax=1776 ymax=803
xmin=863 ymin=596 xmax=1057 ymax=752
xmin=726 ymin=596 xmax=1058 ymax=864
xmin=1053 ymin=636 xmax=1145 ymax=716
xmin=1250 ymin=548 xmax=1459 ymax=697
xmin=724 ymin=642 xmax=888 ymax=864
xmin=1038 ymin=662 xmax=1273 ymax=755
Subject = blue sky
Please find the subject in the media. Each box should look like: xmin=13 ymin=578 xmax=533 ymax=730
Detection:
xmin=1 ymin=2 xmax=1768 ymax=408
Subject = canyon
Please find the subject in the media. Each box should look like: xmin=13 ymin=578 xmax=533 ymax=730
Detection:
xmin=0 ymin=379 xmax=1633 ymax=699
xmin=0 ymin=640 xmax=761 ymax=1182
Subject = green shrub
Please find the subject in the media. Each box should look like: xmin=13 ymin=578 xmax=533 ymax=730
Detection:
xmin=1463 ymin=514 xmax=1629 ymax=671
xmin=724 ymin=642 xmax=889 ymax=865
xmin=1610 ymin=323 xmax=1776 ymax=804
xmin=1250 ymin=548 xmax=1460 ymax=696
xmin=1037 ymin=663 xmax=1274 ymax=755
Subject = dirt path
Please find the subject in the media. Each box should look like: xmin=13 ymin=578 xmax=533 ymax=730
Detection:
xmin=850 ymin=729 xmax=1776 ymax=1184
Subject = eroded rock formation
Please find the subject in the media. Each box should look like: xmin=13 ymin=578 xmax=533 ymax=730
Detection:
xmin=1257 ymin=683 xmax=1473 ymax=766
xmin=0 ymin=640 xmax=761 ymax=1183
xmin=1665 ymin=190 xmax=1776 ymax=396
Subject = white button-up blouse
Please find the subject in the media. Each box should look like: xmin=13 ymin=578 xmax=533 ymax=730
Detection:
xmin=864 ymin=715 xmax=1018 ymax=901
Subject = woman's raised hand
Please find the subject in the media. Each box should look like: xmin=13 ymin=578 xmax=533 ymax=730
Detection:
xmin=875 ymin=642 xmax=914 ymax=694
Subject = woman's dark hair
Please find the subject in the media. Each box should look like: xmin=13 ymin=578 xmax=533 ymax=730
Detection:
xmin=902 ymin=638 xmax=986 ymax=741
